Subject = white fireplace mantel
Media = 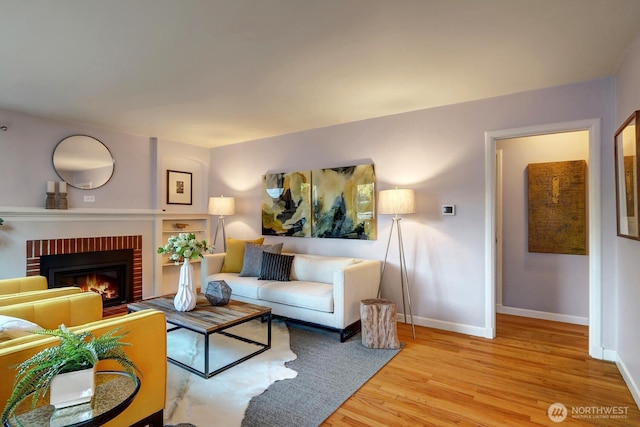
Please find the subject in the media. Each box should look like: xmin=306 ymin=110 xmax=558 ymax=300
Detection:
xmin=0 ymin=207 xmax=210 ymax=298
xmin=0 ymin=207 xmax=207 ymax=222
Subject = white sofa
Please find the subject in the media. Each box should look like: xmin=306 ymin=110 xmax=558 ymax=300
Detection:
xmin=200 ymin=252 xmax=381 ymax=341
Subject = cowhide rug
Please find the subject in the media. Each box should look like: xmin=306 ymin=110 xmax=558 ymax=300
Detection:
xmin=163 ymin=319 xmax=296 ymax=427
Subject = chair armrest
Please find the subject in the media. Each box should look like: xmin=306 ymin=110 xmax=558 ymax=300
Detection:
xmin=0 ymin=287 xmax=82 ymax=307
xmin=332 ymin=260 xmax=381 ymax=328
xmin=76 ymin=310 xmax=167 ymax=427
xmin=0 ymin=292 xmax=103 ymax=329
xmin=0 ymin=276 xmax=48 ymax=295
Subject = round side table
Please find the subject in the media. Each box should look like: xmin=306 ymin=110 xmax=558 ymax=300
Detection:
xmin=6 ymin=371 xmax=140 ymax=427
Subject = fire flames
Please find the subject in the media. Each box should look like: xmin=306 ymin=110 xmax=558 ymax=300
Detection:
xmin=79 ymin=274 xmax=119 ymax=300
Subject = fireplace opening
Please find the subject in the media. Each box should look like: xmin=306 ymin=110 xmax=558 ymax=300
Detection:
xmin=40 ymin=249 xmax=133 ymax=308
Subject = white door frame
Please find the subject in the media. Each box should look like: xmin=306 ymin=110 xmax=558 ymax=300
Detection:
xmin=484 ymin=119 xmax=603 ymax=359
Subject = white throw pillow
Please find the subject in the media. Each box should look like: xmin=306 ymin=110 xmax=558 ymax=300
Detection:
xmin=291 ymin=256 xmax=356 ymax=284
xmin=0 ymin=315 xmax=41 ymax=343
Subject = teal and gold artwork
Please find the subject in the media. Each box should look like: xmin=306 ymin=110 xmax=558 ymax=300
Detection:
xmin=262 ymin=171 xmax=311 ymax=237
xmin=262 ymin=164 xmax=376 ymax=240
xmin=311 ymin=164 xmax=376 ymax=240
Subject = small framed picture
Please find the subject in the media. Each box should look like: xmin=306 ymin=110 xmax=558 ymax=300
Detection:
xmin=167 ymin=170 xmax=192 ymax=205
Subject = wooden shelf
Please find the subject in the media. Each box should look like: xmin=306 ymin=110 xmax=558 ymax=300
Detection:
xmin=155 ymin=215 xmax=210 ymax=294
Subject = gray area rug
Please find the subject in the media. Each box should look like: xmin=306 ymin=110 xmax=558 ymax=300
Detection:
xmin=242 ymin=323 xmax=403 ymax=427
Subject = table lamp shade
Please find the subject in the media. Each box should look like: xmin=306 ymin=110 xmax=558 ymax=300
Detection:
xmin=378 ymin=189 xmax=416 ymax=215
xmin=208 ymin=196 xmax=235 ymax=216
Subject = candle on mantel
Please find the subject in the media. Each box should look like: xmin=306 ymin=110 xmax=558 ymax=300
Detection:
xmin=47 ymin=181 xmax=55 ymax=193
xmin=58 ymin=181 xmax=67 ymax=194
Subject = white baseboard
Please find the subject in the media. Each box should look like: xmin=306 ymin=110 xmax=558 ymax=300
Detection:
xmin=602 ymin=348 xmax=617 ymax=362
xmin=497 ymin=304 xmax=589 ymax=326
xmin=616 ymin=352 xmax=640 ymax=410
xmin=396 ymin=313 xmax=488 ymax=338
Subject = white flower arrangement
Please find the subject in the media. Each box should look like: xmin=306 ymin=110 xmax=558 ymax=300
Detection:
xmin=157 ymin=232 xmax=209 ymax=264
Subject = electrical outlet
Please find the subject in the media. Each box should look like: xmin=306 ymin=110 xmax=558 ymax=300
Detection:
xmin=83 ymin=195 xmax=95 ymax=203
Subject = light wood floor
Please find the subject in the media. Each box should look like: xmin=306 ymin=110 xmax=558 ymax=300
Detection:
xmin=324 ymin=314 xmax=639 ymax=426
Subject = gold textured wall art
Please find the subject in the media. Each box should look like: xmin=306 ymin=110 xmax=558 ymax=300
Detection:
xmin=527 ymin=160 xmax=587 ymax=255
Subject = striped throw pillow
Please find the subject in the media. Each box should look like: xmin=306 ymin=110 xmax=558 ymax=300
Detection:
xmin=259 ymin=252 xmax=294 ymax=281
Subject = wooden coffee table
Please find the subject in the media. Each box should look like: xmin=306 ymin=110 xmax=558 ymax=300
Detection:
xmin=128 ymin=294 xmax=271 ymax=379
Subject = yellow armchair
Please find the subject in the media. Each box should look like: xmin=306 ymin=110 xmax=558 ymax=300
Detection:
xmin=0 ymin=293 xmax=167 ymax=427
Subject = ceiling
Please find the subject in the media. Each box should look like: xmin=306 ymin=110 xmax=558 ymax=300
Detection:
xmin=2 ymin=0 xmax=640 ymax=148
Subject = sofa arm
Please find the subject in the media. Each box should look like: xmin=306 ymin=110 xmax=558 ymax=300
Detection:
xmin=0 ymin=276 xmax=48 ymax=295
xmin=200 ymin=253 xmax=225 ymax=287
xmin=333 ymin=260 xmax=381 ymax=328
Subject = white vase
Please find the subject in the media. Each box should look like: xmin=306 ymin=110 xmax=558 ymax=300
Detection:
xmin=50 ymin=367 xmax=95 ymax=408
xmin=174 ymin=258 xmax=197 ymax=311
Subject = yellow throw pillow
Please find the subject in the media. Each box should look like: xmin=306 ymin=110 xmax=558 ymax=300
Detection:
xmin=221 ymin=237 xmax=265 ymax=273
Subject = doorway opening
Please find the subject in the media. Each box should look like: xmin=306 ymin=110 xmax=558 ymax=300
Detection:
xmin=485 ymin=119 xmax=603 ymax=360
xmin=496 ymin=132 xmax=589 ymax=326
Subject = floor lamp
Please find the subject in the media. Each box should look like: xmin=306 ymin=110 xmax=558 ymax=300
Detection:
xmin=378 ymin=188 xmax=416 ymax=338
xmin=208 ymin=196 xmax=235 ymax=252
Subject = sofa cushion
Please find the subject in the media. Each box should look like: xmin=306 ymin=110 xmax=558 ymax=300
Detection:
xmin=259 ymin=252 xmax=294 ymax=281
xmin=258 ymin=281 xmax=334 ymax=313
xmin=221 ymin=237 xmax=265 ymax=273
xmin=291 ymin=255 xmax=357 ymax=284
xmin=207 ymin=273 xmax=265 ymax=300
xmin=0 ymin=315 xmax=41 ymax=343
xmin=239 ymin=243 xmax=284 ymax=277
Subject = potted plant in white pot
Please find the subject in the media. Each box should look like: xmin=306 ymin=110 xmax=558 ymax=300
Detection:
xmin=1 ymin=324 xmax=140 ymax=424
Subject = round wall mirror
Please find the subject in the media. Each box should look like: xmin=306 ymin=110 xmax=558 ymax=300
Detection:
xmin=53 ymin=135 xmax=115 ymax=189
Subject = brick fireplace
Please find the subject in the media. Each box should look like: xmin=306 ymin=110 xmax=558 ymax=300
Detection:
xmin=26 ymin=235 xmax=143 ymax=316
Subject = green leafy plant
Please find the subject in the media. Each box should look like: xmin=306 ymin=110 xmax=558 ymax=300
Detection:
xmin=157 ymin=232 xmax=209 ymax=264
xmin=1 ymin=325 xmax=140 ymax=424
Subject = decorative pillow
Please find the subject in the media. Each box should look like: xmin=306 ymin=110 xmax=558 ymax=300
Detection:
xmin=291 ymin=255 xmax=356 ymax=284
xmin=0 ymin=315 xmax=41 ymax=343
xmin=239 ymin=243 xmax=284 ymax=277
xmin=221 ymin=237 xmax=265 ymax=273
xmin=259 ymin=252 xmax=294 ymax=281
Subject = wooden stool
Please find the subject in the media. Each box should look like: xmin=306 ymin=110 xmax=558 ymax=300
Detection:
xmin=360 ymin=298 xmax=400 ymax=349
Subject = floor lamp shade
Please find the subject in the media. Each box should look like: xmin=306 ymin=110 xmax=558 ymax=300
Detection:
xmin=208 ymin=196 xmax=235 ymax=252
xmin=208 ymin=196 xmax=235 ymax=216
xmin=378 ymin=189 xmax=416 ymax=215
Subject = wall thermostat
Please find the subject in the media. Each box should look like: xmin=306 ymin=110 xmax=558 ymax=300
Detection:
xmin=442 ymin=205 xmax=456 ymax=216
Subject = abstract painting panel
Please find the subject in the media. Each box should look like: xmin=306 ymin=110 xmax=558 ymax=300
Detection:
xmin=311 ymin=164 xmax=376 ymax=239
xmin=528 ymin=160 xmax=587 ymax=255
xmin=262 ymin=171 xmax=311 ymax=237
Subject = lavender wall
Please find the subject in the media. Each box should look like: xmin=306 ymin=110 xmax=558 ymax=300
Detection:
xmin=210 ymin=78 xmax=616 ymax=336
xmin=0 ymin=109 xmax=210 ymax=298
xmin=153 ymin=137 xmax=211 ymax=213
xmin=0 ymin=109 xmax=153 ymax=209
xmin=614 ymin=33 xmax=640 ymax=406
